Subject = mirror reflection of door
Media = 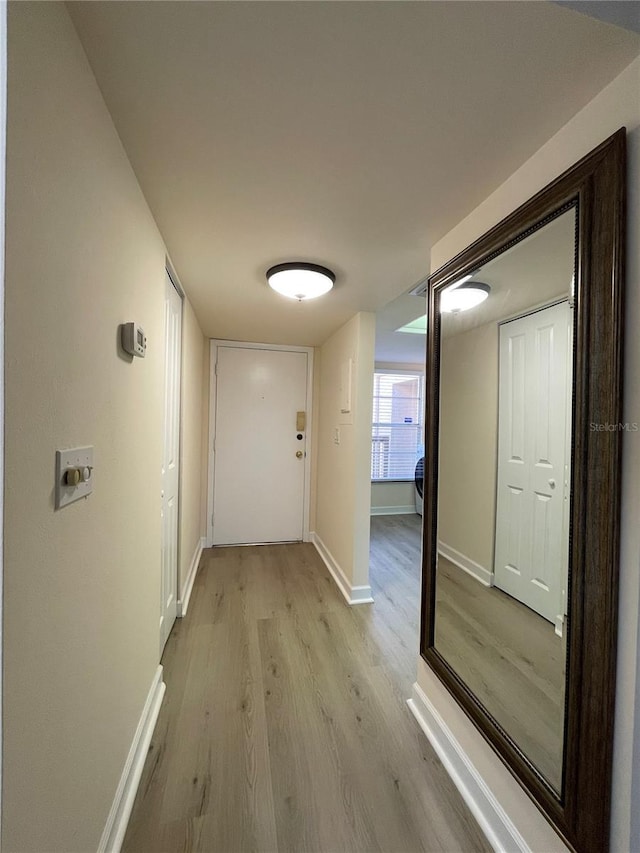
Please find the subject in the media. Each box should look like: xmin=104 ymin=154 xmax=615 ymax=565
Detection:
xmin=434 ymin=206 xmax=576 ymax=794
xmin=494 ymin=302 xmax=572 ymax=631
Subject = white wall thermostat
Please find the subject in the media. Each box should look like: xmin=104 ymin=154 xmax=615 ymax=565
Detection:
xmin=121 ymin=322 xmax=147 ymax=357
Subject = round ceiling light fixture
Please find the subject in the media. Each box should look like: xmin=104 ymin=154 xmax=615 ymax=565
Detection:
xmin=440 ymin=281 xmax=490 ymax=314
xmin=266 ymin=262 xmax=335 ymax=301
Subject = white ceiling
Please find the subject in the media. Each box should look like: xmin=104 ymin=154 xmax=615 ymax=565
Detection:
xmin=556 ymin=1 xmax=640 ymax=34
xmin=375 ymin=206 xmax=575 ymax=363
xmin=375 ymin=289 xmax=427 ymax=365
xmin=67 ymin=1 xmax=639 ymax=350
xmin=441 ymin=207 xmax=575 ymax=338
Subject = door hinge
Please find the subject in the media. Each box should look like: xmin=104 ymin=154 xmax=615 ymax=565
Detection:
xmin=214 ymin=361 xmax=218 ymax=375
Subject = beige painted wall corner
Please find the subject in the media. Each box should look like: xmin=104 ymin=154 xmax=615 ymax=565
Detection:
xmin=315 ymin=312 xmax=375 ymax=593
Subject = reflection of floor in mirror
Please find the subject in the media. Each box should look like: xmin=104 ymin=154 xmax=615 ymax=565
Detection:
xmin=435 ymin=555 xmax=566 ymax=793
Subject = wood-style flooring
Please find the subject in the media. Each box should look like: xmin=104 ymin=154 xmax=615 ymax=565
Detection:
xmin=435 ymin=555 xmax=565 ymax=792
xmin=123 ymin=514 xmax=490 ymax=853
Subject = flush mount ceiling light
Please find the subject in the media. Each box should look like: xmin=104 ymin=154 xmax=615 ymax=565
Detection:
xmin=440 ymin=281 xmax=490 ymax=314
xmin=266 ymin=262 xmax=335 ymax=301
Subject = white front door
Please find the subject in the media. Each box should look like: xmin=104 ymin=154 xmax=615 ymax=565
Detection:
xmin=212 ymin=345 xmax=309 ymax=545
xmin=160 ymin=272 xmax=181 ymax=653
xmin=494 ymin=301 xmax=571 ymax=623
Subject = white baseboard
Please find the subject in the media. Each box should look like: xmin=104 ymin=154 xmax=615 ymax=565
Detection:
xmin=407 ymin=682 xmax=529 ymax=853
xmin=310 ymin=532 xmax=374 ymax=605
xmin=177 ymin=536 xmax=205 ymax=617
xmin=98 ymin=666 xmax=166 ymax=853
xmin=370 ymin=505 xmax=416 ymax=516
xmin=438 ymin=540 xmax=494 ymax=587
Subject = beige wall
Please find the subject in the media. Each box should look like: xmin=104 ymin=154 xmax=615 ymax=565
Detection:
xmin=375 ymin=361 xmax=424 ymax=372
xmin=439 ymin=322 xmax=498 ymax=570
xmin=309 ymin=348 xmax=321 ymax=533
xmin=370 ymin=481 xmax=416 ymax=512
xmin=179 ymin=297 xmax=206 ymax=594
xmin=4 ymin=4 xmax=204 ymax=850
xmin=315 ymin=313 xmax=375 ymax=588
xmin=421 ymin=55 xmax=640 ymax=851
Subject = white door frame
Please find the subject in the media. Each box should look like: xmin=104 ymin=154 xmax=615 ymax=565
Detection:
xmin=0 ymin=0 xmax=7 ymax=834
xmin=160 ymin=267 xmax=183 ymax=655
xmin=165 ymin=259 xmax=185 ymax=611
xmin=207 ymin=340 xmax=314 ymax=547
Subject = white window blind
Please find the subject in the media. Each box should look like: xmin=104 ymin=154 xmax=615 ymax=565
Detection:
xmin=371 ymin=371 xmax=425 ymax=481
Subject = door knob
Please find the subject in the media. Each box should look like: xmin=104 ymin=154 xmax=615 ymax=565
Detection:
xmin=296 ymin=451 xmax=303 ymax=458
xmin=548 ymin=479 xmax=556 ymax=489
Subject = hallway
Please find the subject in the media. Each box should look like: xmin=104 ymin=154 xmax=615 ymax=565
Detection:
xmin=123 ymin=520 xmax=489 ymax=852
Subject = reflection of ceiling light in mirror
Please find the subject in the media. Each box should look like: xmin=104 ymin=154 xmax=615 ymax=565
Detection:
xmin=450 ymin=273 xmax=473 ymax=288
xmin=396 ymin=315 xmax=427 ymax=334
xmin=441 ymin=281 xmax=490 ymax=314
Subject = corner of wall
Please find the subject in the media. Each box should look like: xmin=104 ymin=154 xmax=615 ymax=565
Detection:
xmin=314 ymin=313 xmax=375 ymax=598
xmin=200 ymin=337 xmax=211 ymax=543
xmin=178 ymin=295 xmax=207 ymax=598
xmin=308 ymin=347 xmax=321 ymax=534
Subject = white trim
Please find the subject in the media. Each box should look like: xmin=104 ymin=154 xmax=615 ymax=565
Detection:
xmin=207 ymin=340 xmax=314 ymax=547
xmin=407 ymin=681 xmax=530 ymax=853
xmin=497 ymin=296 xmax=568 ymax=328
xmin=311 ymin=532 xmax=374 ymax=605
xmin=161 ymin=273 xmax=182 ymax=657
xmin=438 ymin=540 xmax=494 ymax=587
xmin=98 ymin=666 xmax=166 ymax=853
xmin=166 ymin=262 xmax=186 ymax=638
xmin=177 ymin=536 xmax=205 ymax=617
xmin=0 ymin=1 xmax=6 ymax=832
xmin=165 ymin=256 xmax=185 ymax=298
xmin=370 ymin=505 xmax=416 ymax=516
xmin=206 ymin=339 xmax=216 ymax=547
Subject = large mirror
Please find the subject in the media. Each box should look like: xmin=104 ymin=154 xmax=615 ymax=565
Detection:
xmin=436 ymin=205 xmax=575 ymax=794
xmin=421 ymin=130 xmax=625 ymax=852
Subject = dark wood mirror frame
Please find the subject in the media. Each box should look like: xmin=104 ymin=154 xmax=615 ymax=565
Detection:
xmin=420 ymin=128 xmax=625 ymax=853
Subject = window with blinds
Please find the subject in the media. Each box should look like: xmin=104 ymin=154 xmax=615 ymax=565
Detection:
xmin=371 ymin=370 xmax=425 ymax=481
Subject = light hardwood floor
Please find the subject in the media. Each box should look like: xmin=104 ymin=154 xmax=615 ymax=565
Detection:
xmin=435 ymin=555 xmax=565 ymax=791
xmin=123 ymin=515 xmax=490 ymax=853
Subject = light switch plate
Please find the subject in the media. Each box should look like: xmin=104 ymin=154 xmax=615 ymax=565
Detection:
xmin=56 ymin=446 xmax=94 ymax=509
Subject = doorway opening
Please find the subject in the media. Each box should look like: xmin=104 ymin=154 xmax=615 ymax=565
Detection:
xmin=368 ymin=285 xmax=427 ymax=677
